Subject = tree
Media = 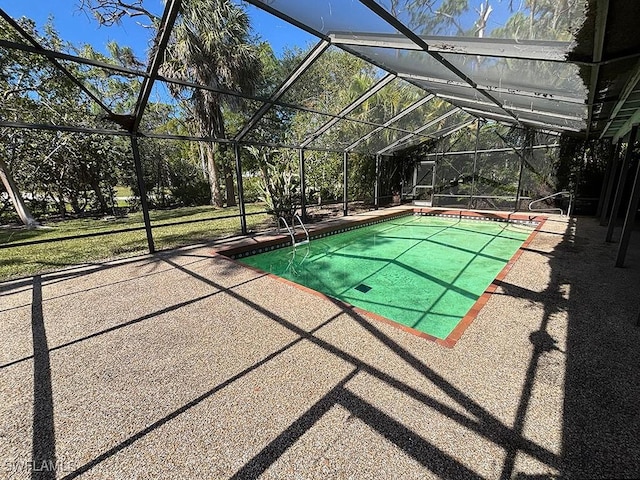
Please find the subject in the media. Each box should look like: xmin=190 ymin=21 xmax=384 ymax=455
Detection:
xmin=1 ymin=15 xmax=150 ymax=221
xmin=0 ymin=17 xmax=41 ymax=227
xmin=0 ymin=157 xmax=38 ymax=227
xmin=83 ymin=0 xmax=263 ymax=207
xmin=164 ymin=0 xmax=261 ymax=207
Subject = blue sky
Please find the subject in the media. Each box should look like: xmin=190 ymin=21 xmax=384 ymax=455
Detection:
xmin=0 ymin=0 xmax=316 ymax=60
xmin=1 ymin=0 xmax=545 ymax=62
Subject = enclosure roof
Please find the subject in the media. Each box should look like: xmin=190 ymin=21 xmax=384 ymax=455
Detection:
xmin=568 ymin=0 xmax=640 ymax=141
xmin=1 ymin=0 xmax=639 ymax=152
xmin=244 ymin=0 xmax=640 ymax=143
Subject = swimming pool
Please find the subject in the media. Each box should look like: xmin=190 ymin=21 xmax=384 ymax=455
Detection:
xmin=236 ymin=213 xmax=538 ymax=344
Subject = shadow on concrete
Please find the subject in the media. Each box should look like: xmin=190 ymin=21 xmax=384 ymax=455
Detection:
xmin=31 ymin=275 xmax=56 ymax=480
xmin=10 ymin=215 xmax=639 ymax=479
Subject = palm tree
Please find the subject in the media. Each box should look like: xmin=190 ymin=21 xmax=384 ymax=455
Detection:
xmin=162 ymin=0 xmax=262 ymax=207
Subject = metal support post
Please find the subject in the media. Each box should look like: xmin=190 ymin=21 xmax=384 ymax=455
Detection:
xmin=514 ymin=130 xmax=530 ymax=212
xmin=615 ymin=130 xmax=640 ymax=267
xmin=343 ymin=151 xmax=348 ymax=216
xmin=470 ymin=119 xmax=481 ymax=209
xmin=514 ymin=154 xmax=525 ymax=212
xmin=600 ymin=140 xmax=621 ymax=225
xmin=234 ymin=142 xmax=247 ymax=234
xmin=606 ymin=125 xmax=638 ymax=242
xmin=299 ymin=149 xmax=307 ymax=222
xmin=431 ymin=160 xmax=437 ymax=206
xmin=374 ymin=154 xmax=380 ymax=210
xmin=131 ymin=135 xmax=155 ymax=253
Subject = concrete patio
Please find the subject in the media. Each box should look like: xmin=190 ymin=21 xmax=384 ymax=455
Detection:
xmin=1 ymin=210 xmax=639 ymax=479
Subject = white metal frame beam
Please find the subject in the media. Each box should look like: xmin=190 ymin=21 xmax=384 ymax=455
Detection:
xmin=460 ymin=108 xmax=583 ymax=133
xmin=358 ymin=0 xmax=520 ymax=124
xmin=400 ymin=72 xmax=586 ymax=105
xmin=234 ymin=39 xmax=330 ymax=141
xmin=603 ymin=59 xmax=640 ymax=141
xmin=329 ymin=32 xmax=571 ymax=62
xmin=345 ymin=94 xmax=434 ymax=151
xmin=381 ymin=117 xmax=475 ymax=156
xmin=377 ymin=108 xmax=462 ymax=154
xmin=585 ymin=0 xmax=609 ymax=138
xmin=438 ymin=93 xmax=584 ymax=123
xmin=300 ymin=73 xmax=396 ymax=148
xmin=420 ymin=143 xmax=560 ymax=158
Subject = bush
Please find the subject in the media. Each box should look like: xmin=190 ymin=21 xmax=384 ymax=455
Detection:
xmin=169 ymin=178 xmax=211 ymax=206
xmin=168 ymin=158 xmax=211 ymax=206
xmin=259 ymin=156 xmax=300 ymax=223
xmin=242 ymin=175 xmax=263 ymax=203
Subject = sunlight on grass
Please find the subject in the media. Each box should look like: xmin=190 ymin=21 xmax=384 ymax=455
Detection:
xmin=0 ymin=204 xmax=271 ymax=281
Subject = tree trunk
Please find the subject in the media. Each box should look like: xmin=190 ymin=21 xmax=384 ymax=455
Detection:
xmin=530 ymin=0 xmax=536 ymax=38
xmin=89 ymin=177 xmax=109 ymax=213
xmin=0 ymin=157 xmax=38 ymax=227
xmin=206 ymin=142 xmax=223 ymax=207
xmin=56 ymin=187 xmax=67 ymax=216
xmin=198 ymin=143 xmax=207 ymax=177
xmin=224 ymin=164 xmax=236 ymax=206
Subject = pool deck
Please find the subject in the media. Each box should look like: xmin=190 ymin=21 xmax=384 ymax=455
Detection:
xmin=1 ymin=207 xmax=640 ymax=479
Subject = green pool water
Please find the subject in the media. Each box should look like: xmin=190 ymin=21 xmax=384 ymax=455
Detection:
xmin=238 ymin=215 xmax=535 ymax=340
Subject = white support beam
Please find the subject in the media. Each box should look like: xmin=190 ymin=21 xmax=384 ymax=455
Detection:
xmin=400 ymin=72 xmax=586 ymax=105
xmin=460 ymin=108 xmax=583 ymax=132
xmin=300 ymin=73 xmax=396 ymax=148
xmin=613 ymin=109 xmax=640 ymax=143
xmin=585 ymin=0 xmax=609 ymax=138
xmin=518 ymin=118 xmax=583 ymax=133
xmin=329 ymin=32 xmax=571 ymax=62
xmin=601 ymin=59 xmax=640 ymax=139
xmin=436 ymin=94 xmax=499 ymax=109
xmin=420 ymin=144 xmax=560 ymax=158
xmin=503 ymin=105 xmax=585 ymax=122
xmin=377 ymin=108 xmax=461 ymax=154
xmin=346 ymin=94 xmax=434 ymax=151
xmin=380 ymin=118 xmax=474 ymax=155
xmin=460 ymin=108 xmax=514 ymax=122
xmin=235 ymin=39 xmax=330 ymax=141
xmin=440 ymin=93 xmax=584 ymax=122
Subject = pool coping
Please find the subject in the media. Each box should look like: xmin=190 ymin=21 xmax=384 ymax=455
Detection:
xmin=214 ymin=206 xmax=414 ymax=259
xmin=212 ymin=207 xmax=548 ymax=348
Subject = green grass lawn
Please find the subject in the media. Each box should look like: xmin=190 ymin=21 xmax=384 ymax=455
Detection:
xmin=114 ymin=185 xmax=134 ymax=207
xmin=114 ymin=185 xmax=133 ymax=198
xmin=0 ymin=204 xmax=271 ymax=281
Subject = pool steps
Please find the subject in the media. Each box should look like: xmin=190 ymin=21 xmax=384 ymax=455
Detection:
xmin=278 ymin=214 xmax=310 ymax=248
